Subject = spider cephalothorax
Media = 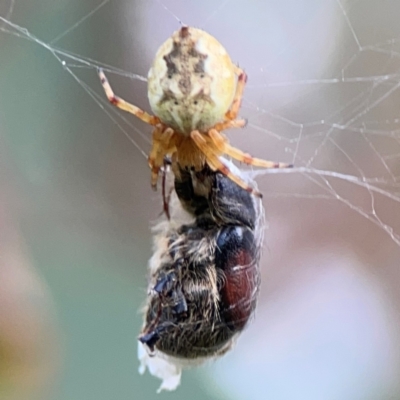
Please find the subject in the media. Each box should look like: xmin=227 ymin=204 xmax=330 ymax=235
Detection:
xmin=99 ymin=26 xmax=292 ymax=197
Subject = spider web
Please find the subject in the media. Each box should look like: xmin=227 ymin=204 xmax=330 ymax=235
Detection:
xmin=1 ymin=0 xmax=400 ymax=398
xmin=2 ymin=0 xmax=400 ymax=247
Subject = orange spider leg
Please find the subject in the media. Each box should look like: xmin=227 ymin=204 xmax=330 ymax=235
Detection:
xmin=148 ymin=125 xmax=164 ymax=187
xmin=190 ymin=130 xmax=263 ymax=198
xmin=214 ymin=118 xmax=247 ymax=132
xmin=208 ymin=129 xmax=293 ymax=169
xmin=149 ymin=126 xmax=176 ymax=189
xmin=98 ymin=69 xmax=159 ymax=126
xmin=225 ymin=67 xmax=247 ymax=121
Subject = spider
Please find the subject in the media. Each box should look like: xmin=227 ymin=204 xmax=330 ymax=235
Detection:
xmin=98 ymin=26 xmax=292 ymax=198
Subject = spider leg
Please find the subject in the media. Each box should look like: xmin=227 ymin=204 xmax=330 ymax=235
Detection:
xmin=225 ymin=67 xmax=247 ymax=121
xmin=190 ymin=130 xmax=263 ymax=198
xmin=149 ymin=127 xmax=175 ymax=189
xmin=208 ymin=129 xmax=293 ymax=169
xmin=214 ymin=118 xmax=247 ymax=132
xmin=148 ymin=126 xmax=163 ymax=188
xmin=148 ymin=126 xmax=167 ymax=170
xmin=98 ymin=69 xmax=159 ymax=126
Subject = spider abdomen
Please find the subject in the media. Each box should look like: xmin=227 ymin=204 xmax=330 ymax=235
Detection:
xmin=147 ymin=26 xmax=236 ymax=134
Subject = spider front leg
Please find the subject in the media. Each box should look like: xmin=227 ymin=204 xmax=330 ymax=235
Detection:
xmin=208 ymin=129 xmax=293 ymax=169
xmin=190 ymin=130 xmax=263 ymax=198
xmin=212 ymin=67 xmax=248 ymax=132
xmin=225 ymin=66 xmax=247 ymax=121
xmin=214 ymin=118 xmax=247 ymax=132
xmin=98 ymin=69 xmax=159 ymax=126
xmin=148 ymin=126 xmax=176 ymax=189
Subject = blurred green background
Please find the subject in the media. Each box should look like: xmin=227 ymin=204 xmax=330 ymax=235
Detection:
xmin=1 ymin=1 xmax=400 ymax=399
